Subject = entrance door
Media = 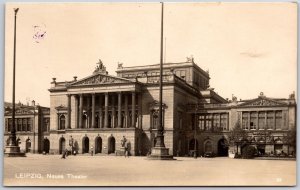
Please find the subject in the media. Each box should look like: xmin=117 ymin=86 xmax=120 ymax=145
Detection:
xmin=218 ymin=139 xmax=228 ymax=156
xmin=108 ymin=136 xmax=115 ymax=154
xmin=95 ymin=137 xmax=102 ymax=154
xmin=82 ymin=137 xmax=89 ymax=153
xmin=59 ymin=137 xmax=66 ymax=154
xmin=44 ymin=139 xmax=50 ymax=154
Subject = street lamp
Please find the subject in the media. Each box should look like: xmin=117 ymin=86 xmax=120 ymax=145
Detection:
xmin=5 ymin=8 xmax=25 ymax=157
xmin=148 ymin=2 xmax=173 ymax=160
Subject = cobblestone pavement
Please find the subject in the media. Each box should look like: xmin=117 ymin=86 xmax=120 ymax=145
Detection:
xmin=3 ymin=154 xmax=296 ymax=186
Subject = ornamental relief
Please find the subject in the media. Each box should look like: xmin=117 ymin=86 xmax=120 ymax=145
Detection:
xmin=241 ymin=98 xmax=285 ymax=107
xmin=72 ymin=74 xmax=130 ymax=86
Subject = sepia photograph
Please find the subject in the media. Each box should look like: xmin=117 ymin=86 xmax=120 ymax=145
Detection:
xmin=3 ymin=2 xmax=297 ymax=186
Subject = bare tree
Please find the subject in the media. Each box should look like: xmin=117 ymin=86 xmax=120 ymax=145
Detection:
xmin=228 ymin=122 xmax=248 ymax=155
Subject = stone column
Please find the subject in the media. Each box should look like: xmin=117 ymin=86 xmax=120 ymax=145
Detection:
xmin=67 ymin=94 xmax=71 ymax=129
xmin=79 ymin=94 xmax=83 ymax=128
xmin=125 ymin=94 xmax=129 ymax=128
xmin=75 ymin=95 xmax=79 ymax=128
xmin=99 ymin=94 xmax=103 ymax=128
xmin=112 ymin=95 xmax=116 ymax=128
xmin=91 ymin=93 xmax=95 ymax=128
xmin=87 ymin=95 xmax=91 ymax=128
xmin=118 ymin=92 xmax=122 ymax=128
xmin=138 ymin=93 xmax=142 ymax=129
xmin=104 ymin=93 xmax=108 ymax=128
xmin=131 ymin=92 xmax=136 ymax=128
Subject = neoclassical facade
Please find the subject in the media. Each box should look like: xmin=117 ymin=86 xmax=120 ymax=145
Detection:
xmin=5 ymin=59 xmax=296 ymax=156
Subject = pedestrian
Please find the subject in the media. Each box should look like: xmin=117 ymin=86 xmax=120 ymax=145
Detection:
xmin=91 ymin=146 xmax=94 ymax=156
xmin=61 ymin=149 xmax=66 ymax=159
xmin=124 ymin=141 xmax=129 ymax=158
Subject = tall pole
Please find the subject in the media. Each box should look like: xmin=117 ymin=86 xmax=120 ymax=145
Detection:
xmin=9 ymin=8 xmax=19 ymax=146
xmin=155 ymin=2 xmax=165 ymax=148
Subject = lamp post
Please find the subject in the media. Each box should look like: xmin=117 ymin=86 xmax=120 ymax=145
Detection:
xmin=148 ymin=2 xmax=173 ymax=160
xmin=5 ymin=8 xmax=25 ymax=157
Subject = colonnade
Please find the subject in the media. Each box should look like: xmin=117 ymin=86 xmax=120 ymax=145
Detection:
xmin=65 ymin=92 xmax=142 ymax=129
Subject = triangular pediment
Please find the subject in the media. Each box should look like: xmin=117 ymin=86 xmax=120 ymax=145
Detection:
xmin=69 ymin=73 xmax=134 ymax=87
xmin=239 ymin=97 xmax=287 ymax=107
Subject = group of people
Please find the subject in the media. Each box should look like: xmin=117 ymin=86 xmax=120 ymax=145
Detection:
xmin=61 ymin=136 xmax=130 ymax=159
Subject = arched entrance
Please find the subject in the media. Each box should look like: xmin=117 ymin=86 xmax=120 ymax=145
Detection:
xmin=95 ymin=136 xmax=102 ymax=154
xmin=218 ymin=138 xmax=228 ymax=156
xmin=108 ymin=136 xmax=115 ymax=154
xmin=25 ymin=139 xmax=31 ymax=153
xmin=59 ymin=137 xmax=66 ymax=154
xmin=82 ymin=136 xmax=89 ymax=153
xmin=204 ymin=141 xmax=213 ymax=153
xmin=44 ymin=138 xmax=50 ymax=154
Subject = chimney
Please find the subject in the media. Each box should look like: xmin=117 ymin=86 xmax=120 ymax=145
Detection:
xmin=32 ymin=100 xmax=35 ymax=107
xmin=73 ymin=76 xmax=77 ymax=81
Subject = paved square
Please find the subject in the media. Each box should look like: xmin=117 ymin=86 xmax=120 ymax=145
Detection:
xmin=3 ymin=154 xmax=296 ymax=186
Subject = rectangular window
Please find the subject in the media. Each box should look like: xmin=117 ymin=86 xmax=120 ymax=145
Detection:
xmin=213 ymin=114 xmax=220 ymax=131
xmin=206 ymin=114 xmax=212 ymax=131
xmin=266 ymin=111 xmax=274 ymax=129
xmin=242 ymin=112 xmax=249 ymax=130
xmin=250 ymin=112 xmax=257 ymax=130
xmin=23 ymin=118 xmax=27 ymax=131
xmin=275 ymin=111 xmax=282 ymax=130
xmin=258 ymin=112 xmax=265 ymax=129
xmin=27 ymin=119 xmax=32 ymax=132
xmin=198 ymin=115 xmax=205 ymax=130
xmin=220 ymin=113 xmax=228 ymax=131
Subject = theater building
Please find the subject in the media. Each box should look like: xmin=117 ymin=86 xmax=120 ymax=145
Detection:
xmin=5 ymin=59 xmax=296 ymax=156
xmin=4 ymin=101 xmax=50 ymax=153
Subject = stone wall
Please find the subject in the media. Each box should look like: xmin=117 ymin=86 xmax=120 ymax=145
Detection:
xmin=50 ymin=93 xmax=68 ymax=131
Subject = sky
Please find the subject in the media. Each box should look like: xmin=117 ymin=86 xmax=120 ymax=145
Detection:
xmin=4 ymin=2 xmax=297 ymax=107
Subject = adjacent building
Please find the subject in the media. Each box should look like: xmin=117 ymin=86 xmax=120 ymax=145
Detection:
xmin=4 ymin=101 xmax=50 ymax=153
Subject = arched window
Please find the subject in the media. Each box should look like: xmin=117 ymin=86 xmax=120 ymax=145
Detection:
xmin=59 ymin=115 xmax=66 ymax=130
xmin=204 ymin=141 xmax=213 ymax=153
